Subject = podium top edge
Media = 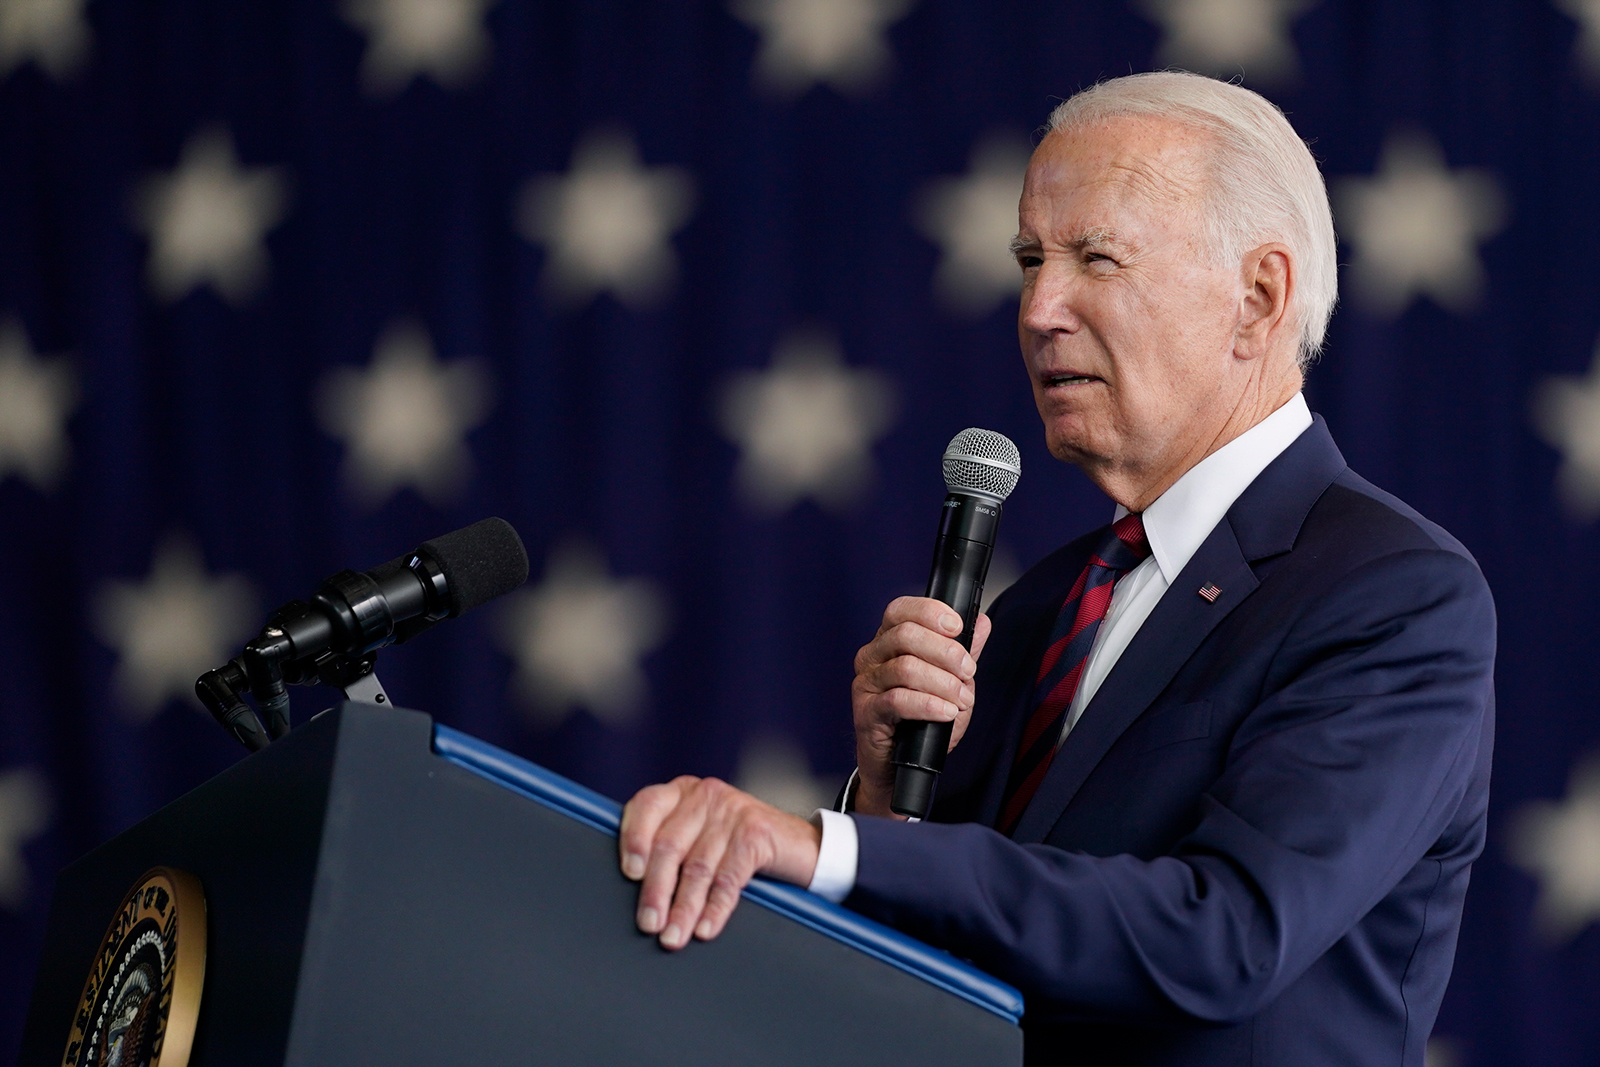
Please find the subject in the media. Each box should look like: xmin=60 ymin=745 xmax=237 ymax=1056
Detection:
xmin=430 ymin=724 xmax=1024 ymax=1025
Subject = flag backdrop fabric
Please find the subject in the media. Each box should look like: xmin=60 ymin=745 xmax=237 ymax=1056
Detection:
xmin=3 ymin=1 xmax=1600 ymax=1062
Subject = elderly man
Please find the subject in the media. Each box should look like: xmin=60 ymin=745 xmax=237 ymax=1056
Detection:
xmin=620 ymin=72 xmax=1494 ymax=1067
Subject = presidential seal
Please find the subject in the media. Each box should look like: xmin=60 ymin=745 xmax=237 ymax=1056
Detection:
xmin=62 ymin=867 xmax=206 ymax=1067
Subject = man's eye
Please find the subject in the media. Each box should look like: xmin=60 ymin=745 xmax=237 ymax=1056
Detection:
xmin=1017 ymin=255 xmax=1043 ymax=270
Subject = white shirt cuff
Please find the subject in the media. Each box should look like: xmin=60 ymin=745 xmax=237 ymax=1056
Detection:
xmin=806 ymin=808 xmax=859 ymax=903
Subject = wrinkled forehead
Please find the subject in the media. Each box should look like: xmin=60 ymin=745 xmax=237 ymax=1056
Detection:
xmin=1020 ymin=117 xmax=1214 ymax=236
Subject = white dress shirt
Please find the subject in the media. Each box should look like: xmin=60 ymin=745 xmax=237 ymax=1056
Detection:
xmin=806 ymin=393 xmax=1314 ymax=904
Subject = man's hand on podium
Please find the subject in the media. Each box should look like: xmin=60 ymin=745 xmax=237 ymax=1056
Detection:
xmin=619 ymin=776 xmax=821 ymax=950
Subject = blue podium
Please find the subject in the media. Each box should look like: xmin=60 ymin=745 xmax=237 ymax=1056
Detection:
xmin=21 ymin=704 xmax=1023 ymax=1065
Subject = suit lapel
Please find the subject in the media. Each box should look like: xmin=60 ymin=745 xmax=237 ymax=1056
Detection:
xmin=1009 ymin=520 xmax=1257 ymax=842
xmin=1007 ymin=416 xmax=1349 ymax=844
xmin=967 ymin=642 xmax=1051 ymax=827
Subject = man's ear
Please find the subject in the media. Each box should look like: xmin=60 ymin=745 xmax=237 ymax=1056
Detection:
xmin=1235 ymin=245 xmax=1293 ymax=362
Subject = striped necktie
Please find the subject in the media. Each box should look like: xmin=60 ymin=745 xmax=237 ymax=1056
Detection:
xmin=997 ymin=513 xmax=1151 ymax=835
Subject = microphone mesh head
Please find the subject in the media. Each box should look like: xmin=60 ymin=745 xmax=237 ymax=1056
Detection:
xmin=943 ymin=428 xmax=1021 ymax=500
xmin=418 ymin=517 xmax=529 ymax=616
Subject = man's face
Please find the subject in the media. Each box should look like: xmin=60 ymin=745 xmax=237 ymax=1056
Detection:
xmin=1014 ymin=117 xmax=1246 ymax=487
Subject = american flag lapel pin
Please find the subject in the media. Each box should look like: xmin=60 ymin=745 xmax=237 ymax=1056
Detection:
xmin=1198 ymin=583 xmax=1221 ymax=603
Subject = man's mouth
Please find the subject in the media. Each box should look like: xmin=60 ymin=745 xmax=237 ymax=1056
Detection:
xmin=1044 ymin=373 xmax=1100 ymax=387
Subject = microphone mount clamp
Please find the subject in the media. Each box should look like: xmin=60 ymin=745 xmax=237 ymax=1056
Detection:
xmin=196 ymin=619 xmax=395 ymax=754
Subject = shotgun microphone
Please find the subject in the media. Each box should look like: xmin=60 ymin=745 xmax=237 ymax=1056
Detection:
xmin=197 ymin=517 xmax=528 ymax=750
xmin=890 ymin=429 xmax=1021 ymax=819
xmin=262 ymin=516 xmax=529 ymax=665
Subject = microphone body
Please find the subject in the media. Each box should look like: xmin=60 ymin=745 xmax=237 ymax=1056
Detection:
xmin=889 ymin=494 xmax=1001 ymax=816
xmin=265 ymin=554 xmax=447 ymax=680
xmin=267 ymin=517 xmax=528 ymax=677
xmin=200 ymin=517 xmax=528 ymax=748
xmin=890 ymin=430 xmax=1020 ymax=819
xmin=924 ymin=493 xmax=1002 ymax=648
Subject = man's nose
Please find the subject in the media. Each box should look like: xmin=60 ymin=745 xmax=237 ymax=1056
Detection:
xmin=1019 ymin=262 xmax=1082 ymax=336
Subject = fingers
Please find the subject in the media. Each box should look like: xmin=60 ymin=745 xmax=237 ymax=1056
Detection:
xmin=873 ymin=640 xmax=972 ymax=701
xmin=619 ymin=777 xmax=795 ymax=951
xmin=618 ymin=777 xmax=689 ymax=882
xmin=634 ymin=780 xmax=712 ymax=943
xmin=869 ymin=596 xmax=963 ymax=648
xmin=858 ymin=604 xmax=976 ymax=687
xmin=854 ymin=601 xmax=978 ymax=725
xmin=874 ymin=596 xmax=969 ymax=646
xmin=864 ymin=675 xmax=969 ymax=724
xmin=851 ymin=599 xmax=986 ymax=811
xmin=656 ymin=780 xmax=740 ymax=949
xmin=675 ymin=799 xmax=774 ymax=940
xmin=693 ymin=835 xmax=763 ymax=940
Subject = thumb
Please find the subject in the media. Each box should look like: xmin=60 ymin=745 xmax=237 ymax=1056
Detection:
xmin=970 ymin=613 xmax=994 ymax=661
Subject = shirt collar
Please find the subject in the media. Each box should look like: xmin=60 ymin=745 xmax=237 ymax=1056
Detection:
xmin=1113 ymin=393 xmax=1313 ymax=584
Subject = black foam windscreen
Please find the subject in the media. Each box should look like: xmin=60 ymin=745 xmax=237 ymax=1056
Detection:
xmin=418 ymin=517 xmax=530 ymax=616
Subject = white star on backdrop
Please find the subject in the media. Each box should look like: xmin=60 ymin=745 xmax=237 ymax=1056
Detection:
xmin=731 ymin=0 xmax=914 ymax=97
xmin=515 ymin=127 xmax=695 ymax=310
xmin=1425 ymin=1037 xmax=1459 ymax=1067
xmin=1334 ymin=131 xmax=1505 ymax=318
xmin=134 ymin=126 xmax=290 ymax=305
xmin=316 ymin=320 xmax=491 ymax=508
xmin=93 ymin=537 xmax=257 ymax=721
xmin=720 ymin=330 xmax=897 ymax=513
xmin=914 ymin=133 xmax=1030 ymax=317
xmin=1138 ymin=0 xmax=1313 ymax=84
xmin=498 ymin=542 xmax=668 ymax=726
xmin=1557 ymin=0 xmax=1600 ymax=80
xmin=735 ymin=736 xmax=840 ymax=818
xmin=1509 ymin=752 xmax=1600 ymax=942
xmin=0 ymin=319 xmax=76 ymax=492
xmin=0 ymin=0 xmax=89 ymax=80
xmin=1533 ymin=337 xmax=1600 ymax=520
xmin=0 ymin=767 xmax=49 ymax=910
xmin=342 ymin=0 xmax=497 ymax=97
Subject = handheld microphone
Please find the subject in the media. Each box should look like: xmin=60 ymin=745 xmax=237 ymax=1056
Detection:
xmin=197 ymin=517 xmax=529 ymax=750
xmin=890 ymin=430 xmax=1021 ymax=819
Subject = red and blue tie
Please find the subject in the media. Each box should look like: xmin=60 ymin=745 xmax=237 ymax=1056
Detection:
xmin=997 ymin=513 xmax=1151 ymax=835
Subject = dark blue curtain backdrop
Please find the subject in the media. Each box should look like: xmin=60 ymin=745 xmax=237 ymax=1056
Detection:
xmin=3 ymin=1 xmax=1599 ymax=1062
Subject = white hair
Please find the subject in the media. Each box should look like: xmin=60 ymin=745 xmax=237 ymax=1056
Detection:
xmin=1045 ymin=72 xmax=1338 ymax=370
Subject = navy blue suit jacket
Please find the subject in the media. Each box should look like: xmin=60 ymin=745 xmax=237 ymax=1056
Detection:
xmin=845 ymin=418 xmax=1496 ymax=1067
